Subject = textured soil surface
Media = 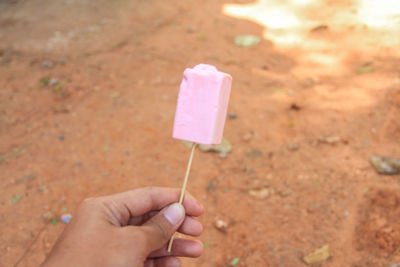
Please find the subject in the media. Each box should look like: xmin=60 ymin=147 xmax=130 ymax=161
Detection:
xmin=1 ymin=0 xmax=400 ymax=266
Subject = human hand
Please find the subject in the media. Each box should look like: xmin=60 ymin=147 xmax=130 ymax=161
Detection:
xmin=42 ymin=187 xmax=204 ymax=267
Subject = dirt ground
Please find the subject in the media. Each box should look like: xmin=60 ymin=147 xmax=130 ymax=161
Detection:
xmin=1 ymin=0 xmax=400 ymax=266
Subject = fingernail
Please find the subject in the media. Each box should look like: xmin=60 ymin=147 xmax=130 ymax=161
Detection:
xmin=163 ymin=203 xmax=185 ymax=225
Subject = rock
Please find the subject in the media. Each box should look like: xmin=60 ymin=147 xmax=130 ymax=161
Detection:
xmin=279 ymin=190 xmax=291 ymax=197
xmin=389 ymin=264 xmax=400 ymax=267
xmin=61 ymin=214 xmax=72 ymax=224
xmin=49 ymin=78 xmax=59 ymax=86
xmin=290 ymin=103 xmax=301 ymax=110
xmin=287 ymin=142 xmax=299 ymax=151
xmin=206 ymin=179 xmax=217 ymax=192
xmin=38 ymin=185 xmax=47 ymax=192
xmin=303 ymin=244 xmax=330 ymax=264
xmin=242 ymin=132 xmax=253 ymax=142
xmin=318 ymin=135 xmax=341 ymax=144
xmin=214 ymin=218 xmax=228 ymax=232
xmin=186 ymin=25 xmax=197 ymax=33
xmin=248 ymin=188 xmax=270 ymax=199
xmin=41 ymin=60 xmax=54 ymax=69
xmin=370 ymin=155 xmax=400 ymax=175
xmin=228 ymin=113 xmax=237 ymax=119
xmin=42 ymin=211 xmax=53 ymax=219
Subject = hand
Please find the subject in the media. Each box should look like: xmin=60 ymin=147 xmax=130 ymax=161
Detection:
xmin=42 ymin=187 xmax=204 ymax=267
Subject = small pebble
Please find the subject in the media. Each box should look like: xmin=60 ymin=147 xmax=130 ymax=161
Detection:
xmin=248 ymin=188 xmax=270 ymax=199
xmin=38 ymin=185 xmax=47 ymax=192
xmin=186 ymin=25 xmax=197 ymax=33
xmin=49 ymin=78 xmax=58 ymax=86
xmin=206 ymin=179 xmax=217 ymax=192
xmin=214 ymin=218 xmax=228 ymax=232
xmin=228 ymin=113 xmax=237 ymax=119
xmin=42 ymin=211 xmax=53 ymax=219
xmin=41 ymin=60 xmax=53 ymax=69
xmin=287 ymin=142 xmax=299 ymax=151
xmin=287 ymin=90 xmax=295 ymax=95
xmin=279 ymin=190 xmax=291 ymax=197
xmin=61 ymin=214 xmax=72 ymax=224
xmin=370 ymin=155 xmax=400 ymax=175
xmin=318 ymin=135 xmax=341 ymax=144
xmin=290 ymin=103 xmax=301 ymax=110
xmin=58 ymin=136 xmax=65 ymax=141
xmin=242 ymin=132 xmax=253 ymax=142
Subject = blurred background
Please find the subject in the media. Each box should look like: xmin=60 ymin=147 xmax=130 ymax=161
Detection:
xmin=1 ymin=0 xmax=400 ymax=266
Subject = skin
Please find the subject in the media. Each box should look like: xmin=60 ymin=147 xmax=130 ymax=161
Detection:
xmin=42 ymin=187 xmax=204 ymax=267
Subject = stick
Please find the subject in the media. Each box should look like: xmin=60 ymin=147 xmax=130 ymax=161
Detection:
xmin=167 ymin=143 xmax=197 ymax=252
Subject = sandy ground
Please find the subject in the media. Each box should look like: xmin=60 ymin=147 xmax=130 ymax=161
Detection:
xmin=1 ymin=0 xmax=400 ymax=266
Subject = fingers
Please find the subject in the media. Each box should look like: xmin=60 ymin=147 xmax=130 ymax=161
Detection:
xmin=144 ymin=256 xmax=181 ymax=267
xmin=148 ymin=238 xmax=203 ymax=258
xmin=102 ymin=187 xmax=203 ymax=225
xmin=141 ymin=203 xmax=185 ymax=252
xmin=177 ymin=216 xmax=203 ymax=237
xmin=129 ymin=213 xmax=203 ymax=237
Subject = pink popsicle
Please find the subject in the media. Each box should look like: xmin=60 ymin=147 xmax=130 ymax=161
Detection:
xmin=173 ymin=64 xmax=232 ymax=145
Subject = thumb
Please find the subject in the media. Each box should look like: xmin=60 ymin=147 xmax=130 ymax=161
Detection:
xmin=142 ymin=203 xmax=185 ymax=252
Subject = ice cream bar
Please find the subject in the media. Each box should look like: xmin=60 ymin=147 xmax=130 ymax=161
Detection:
xmin=173 ymin=64 xmax=232 ymax=145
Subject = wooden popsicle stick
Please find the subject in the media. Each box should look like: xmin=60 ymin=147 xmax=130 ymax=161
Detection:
xmin=167 ymin=142 xmax=197 ymax=253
